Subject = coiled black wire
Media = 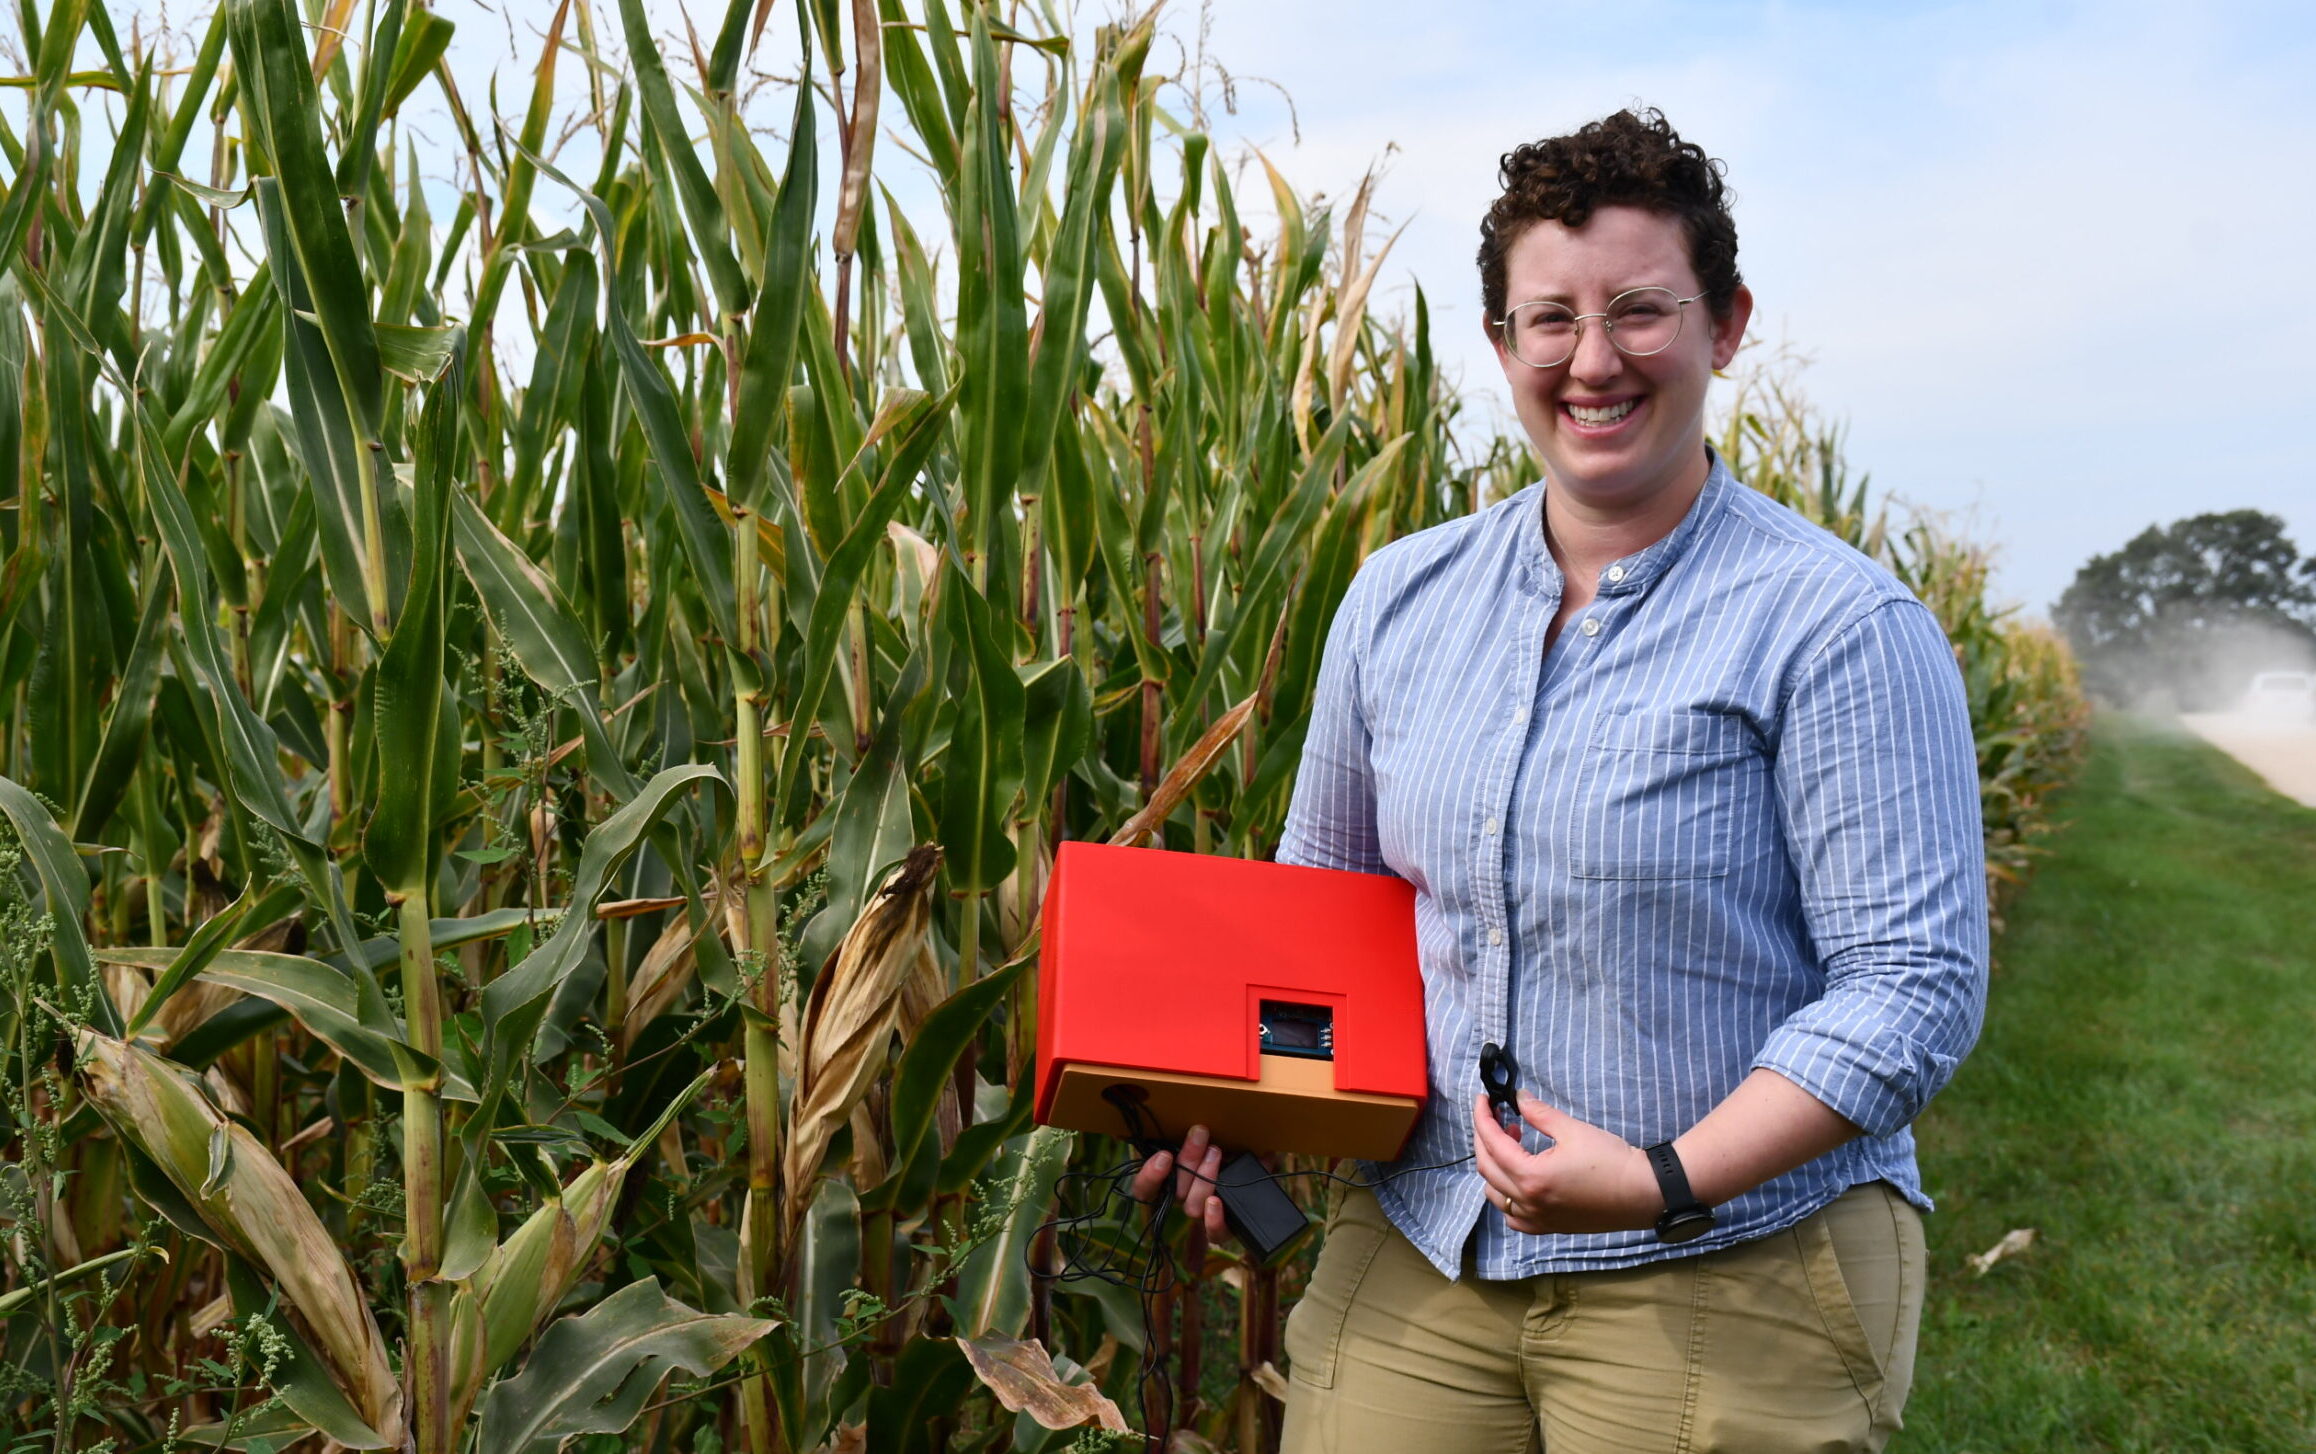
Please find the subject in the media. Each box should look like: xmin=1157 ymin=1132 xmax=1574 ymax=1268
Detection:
xmin=1028 ymin=1087 xmax=1479 ymax=1440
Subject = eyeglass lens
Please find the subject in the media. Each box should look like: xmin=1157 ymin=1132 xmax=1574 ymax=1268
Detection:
xmin=1503 ymin=287 xmax=1687 ymax=368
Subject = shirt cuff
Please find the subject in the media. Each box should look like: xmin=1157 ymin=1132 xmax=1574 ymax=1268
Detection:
xmin=1751 ymin=1024 xmax=1962 ymax=1139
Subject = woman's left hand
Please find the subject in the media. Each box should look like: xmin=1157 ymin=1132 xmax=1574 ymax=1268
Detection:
xmin=1472 ymin=1091 xmax=1664 ymax=1235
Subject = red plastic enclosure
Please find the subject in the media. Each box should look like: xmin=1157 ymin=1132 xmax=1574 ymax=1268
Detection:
xmin=1035 ymin=841 xmax=1428 ymax=1160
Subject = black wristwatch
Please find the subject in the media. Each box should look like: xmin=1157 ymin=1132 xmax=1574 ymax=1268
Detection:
xmin=1645 ymin=1141 xmax=1716 ymax=1244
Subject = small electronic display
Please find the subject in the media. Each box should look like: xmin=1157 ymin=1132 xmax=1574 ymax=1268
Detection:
xmin=1258 ymin=1001 xmax=1334 ymax=1061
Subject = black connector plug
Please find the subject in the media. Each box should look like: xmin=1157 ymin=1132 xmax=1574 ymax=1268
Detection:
xmin=1214 ymin=1152 xmax=1313 ymax=1267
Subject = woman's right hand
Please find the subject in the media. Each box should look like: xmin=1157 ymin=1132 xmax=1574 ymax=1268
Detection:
xmin=1127 ymin=1123 xmax=1230 ymax=1242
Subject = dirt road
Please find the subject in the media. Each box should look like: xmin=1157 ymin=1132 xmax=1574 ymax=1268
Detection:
xmin=2178 ymin=712 xmax=2316 ymax=808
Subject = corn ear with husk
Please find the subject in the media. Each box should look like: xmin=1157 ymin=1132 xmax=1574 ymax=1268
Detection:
xmin=70 ymin=1027 xmax=404 ymax=1447
xmin=463 ymin=1068 xmax=717 ymax=1394
xmin=781 ymin=844 xmax=943 ymax=1234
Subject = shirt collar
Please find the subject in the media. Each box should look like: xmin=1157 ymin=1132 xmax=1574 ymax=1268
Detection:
xmin=1515 ymin=444 xmax=1735 ymax=599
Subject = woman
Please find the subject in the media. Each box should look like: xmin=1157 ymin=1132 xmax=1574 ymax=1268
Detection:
xmin=1137 ymin=108 xmax=1986 ymax=1452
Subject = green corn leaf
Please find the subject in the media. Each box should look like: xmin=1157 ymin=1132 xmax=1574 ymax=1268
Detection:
xmin=223 ymin=1258 xmax=396 ymax=1450
xmin=373 ymin=321 xmax=457 ymax=382
xmin=820 ymin=642 xmax=928 ymax=939
xmin=337 ymin=907 xmax=559 ymax=972
xmin=1014 ymin=35 xmax=1130 ymax=493
xmin=475 ymin=764 xmax=725 ymax=1127
xmin=1017 ymin=656 xmax=1093 ymax=809
xmin=705 ymin=0 xmax=755 ymax=94
xmin=123 ymin=880 xmax=302 ymax=1040
xmin=332 ymin=0 xmax=405 ymax=198
xmin=613 ymin=0 xmax=747 ymax=316
xmin=228 ymin=0 xmax=386 ymax=439
xmin=0 ymin=1248 xmax=142 ymax=1318
xmin=875 ymin=0 xmax=956 ymax=185
xmin=934 ymin=564 xmax=1026 ymax=895
xmin=477 ymin=1277 xmax=774 ymax=1453
xmin=95 ymin=946 xmax=462 ymax=1099
xmin=469 ymin=0 xmax=566 ymax=338
xmin=951 ymin=1126 xmax=1070 ymax=1338
xmin=525 ymin=149 xmax=742 ymax=650
xmin=449 ymin=488 xmax=638 ymax=802
xmin=507 ymin=246 xmax=597 ymax=504
xmin=439 ymin=1157 xmax=498 ymax=1284
xmin=380 ymin=8 xmax=454 ymax=119
xmin=363 ymin=345 xmax=462 ymax=897
xmin=160 ymin=274 xmax=279 ymax=463
xmin=0 ymin=0 xmax=85 ymax=271
xmin=1175 ymin=422 xmax=1382 ymax=721
xmin=449 ymin=491 xmax=599 ymax=699
xmin=862 ymin=958 xmax=1026 ymax=1214
xmin=951 ymin=11 xmax=1028 ymax=582
xmin=724 ymin=65 xmax=816 ymax=511
xmin=70 ymin=560 xmax=171 ymax=841
xmin=774 ymin=388 xmax=952 ymax=819
xmin=252 ymin=180 xmax=378 ymax=632
xmin=0 ymin=773 xmax=111 ymax=1032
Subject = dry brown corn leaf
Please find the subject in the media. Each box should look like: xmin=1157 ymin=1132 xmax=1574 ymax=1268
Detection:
xmin=620 ymin=875 xmax=730 ymax=1055
xmin=956 ymin=1333 xmax=1129 ymax=1432
xmin=1109 ymin=693 xmax=1259 ymax=848
xmin=781 ymin=844 xmax=942 ymax=1231
xmin=102 ymin=962 xmax=238 ymax=1050
xmin=72 ymin=1029 xmax=404 ymax=1446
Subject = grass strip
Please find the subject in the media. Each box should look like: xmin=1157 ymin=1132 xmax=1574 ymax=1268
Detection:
xmin=1908 ymin=713 xmax=2316 ymax=1451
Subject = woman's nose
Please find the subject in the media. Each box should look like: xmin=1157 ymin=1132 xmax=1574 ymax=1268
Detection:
xmin=1567 ymin=318 xmax=1624 ymax=384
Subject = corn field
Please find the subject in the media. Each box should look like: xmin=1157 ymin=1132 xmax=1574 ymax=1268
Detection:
xmin=1711 ymin=366 xmax=2089 ymax=917
xmin=0 ymin=1 xmax=2083 ymax=1451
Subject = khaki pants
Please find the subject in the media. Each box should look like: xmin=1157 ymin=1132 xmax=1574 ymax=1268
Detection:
xmin=1281 ymin=1183 xmax=1923 ymax=1454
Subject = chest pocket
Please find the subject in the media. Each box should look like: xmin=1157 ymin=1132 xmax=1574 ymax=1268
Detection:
xmin=1568 ymin=708 xmax=1763 ymax=880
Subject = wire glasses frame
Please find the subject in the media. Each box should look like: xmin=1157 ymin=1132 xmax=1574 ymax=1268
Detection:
xmin=1490 ymin=286 xmax=1708 ymax=369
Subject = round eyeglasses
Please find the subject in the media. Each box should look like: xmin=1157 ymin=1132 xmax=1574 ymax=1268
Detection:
xmin=1491 ymin=286 xmax=1706 ymax=369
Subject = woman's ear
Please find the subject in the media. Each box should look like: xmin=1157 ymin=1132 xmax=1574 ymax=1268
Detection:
xmin=1710 ymin=285 xmax=1755 ymax=371
xmin=1485 ymin=317 xmax=1514 ymax=374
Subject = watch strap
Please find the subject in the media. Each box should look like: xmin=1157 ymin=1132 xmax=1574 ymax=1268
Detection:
xmin=1645 ymin=1141 xmax=1717 ymax=1244
xmin=1644 ymin=1140 xmax=1701 ymax=1215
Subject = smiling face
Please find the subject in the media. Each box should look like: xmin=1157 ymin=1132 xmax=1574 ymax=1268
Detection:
xmin=1488 ymin=204 xmax=1752 ymax=519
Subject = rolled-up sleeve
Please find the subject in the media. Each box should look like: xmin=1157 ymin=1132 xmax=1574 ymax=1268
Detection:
xmin=1275 ymin=575 xmax=1388 ymax=877
xmin=1754 ymin=597 xmax=1989 ymax=1137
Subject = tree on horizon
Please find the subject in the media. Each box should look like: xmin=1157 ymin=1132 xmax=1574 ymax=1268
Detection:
xmin=2054 ymin=510 xmax=2316 ymax=709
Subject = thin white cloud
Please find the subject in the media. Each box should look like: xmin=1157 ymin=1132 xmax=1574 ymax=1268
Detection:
xmin=1188 ymin=0 xmax=2316 ymax=609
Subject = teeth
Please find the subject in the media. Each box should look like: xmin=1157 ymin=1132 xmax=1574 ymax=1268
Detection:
xmin=1568 ymin=399 xmax=1636 ymax=425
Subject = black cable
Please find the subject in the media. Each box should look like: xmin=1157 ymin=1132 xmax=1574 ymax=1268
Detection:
xmin=1029 ymin=1086 xmax=1481 ymax=1440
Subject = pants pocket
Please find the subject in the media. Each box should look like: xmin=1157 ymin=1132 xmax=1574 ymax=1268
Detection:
xmin=1797 ymin=1183 xmax=1922 ymax=1421
xmin=1797 ymin=1209 xmax=1883 ymax=1409
xmin=1282 ymin=1190 xmax=1393 ymax=1391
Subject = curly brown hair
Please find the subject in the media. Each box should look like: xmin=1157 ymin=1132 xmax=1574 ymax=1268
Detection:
xmin=1477 ymin=108 xmax=1742 ymax=327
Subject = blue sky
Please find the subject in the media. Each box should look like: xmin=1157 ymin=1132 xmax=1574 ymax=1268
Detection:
xmin=1165 ymin=0 xmax=2316 ymax=611
xmin=19 ymin=0 xmax=2316 ymax=612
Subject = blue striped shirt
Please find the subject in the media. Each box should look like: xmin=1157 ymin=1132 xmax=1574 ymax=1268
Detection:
xmin=1275 ymin=453 xmax=1988 ymax=1279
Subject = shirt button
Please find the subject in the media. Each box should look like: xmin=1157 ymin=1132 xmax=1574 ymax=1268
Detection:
xmin=1488 ymin=928 xmax=1504 ymax=946
xmin=1512 ymin=707 xmax=1529 ymax=723
xmin=1483 ymin=817 xmax=1500 ymax=835
xmin=1581 ymin=616 xmax=1602 ymax=637
xmin=1607 ymin=565 xmax=1627 ymax=583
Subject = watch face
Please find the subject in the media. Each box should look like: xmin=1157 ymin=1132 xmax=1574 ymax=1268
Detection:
xmin=1657 ymin=1208 xmax=1716 ymax=1245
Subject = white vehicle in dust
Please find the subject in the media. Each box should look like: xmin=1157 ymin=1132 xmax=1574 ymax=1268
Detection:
xmin=2242 ymin=670 xmax=2316 ymax=721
